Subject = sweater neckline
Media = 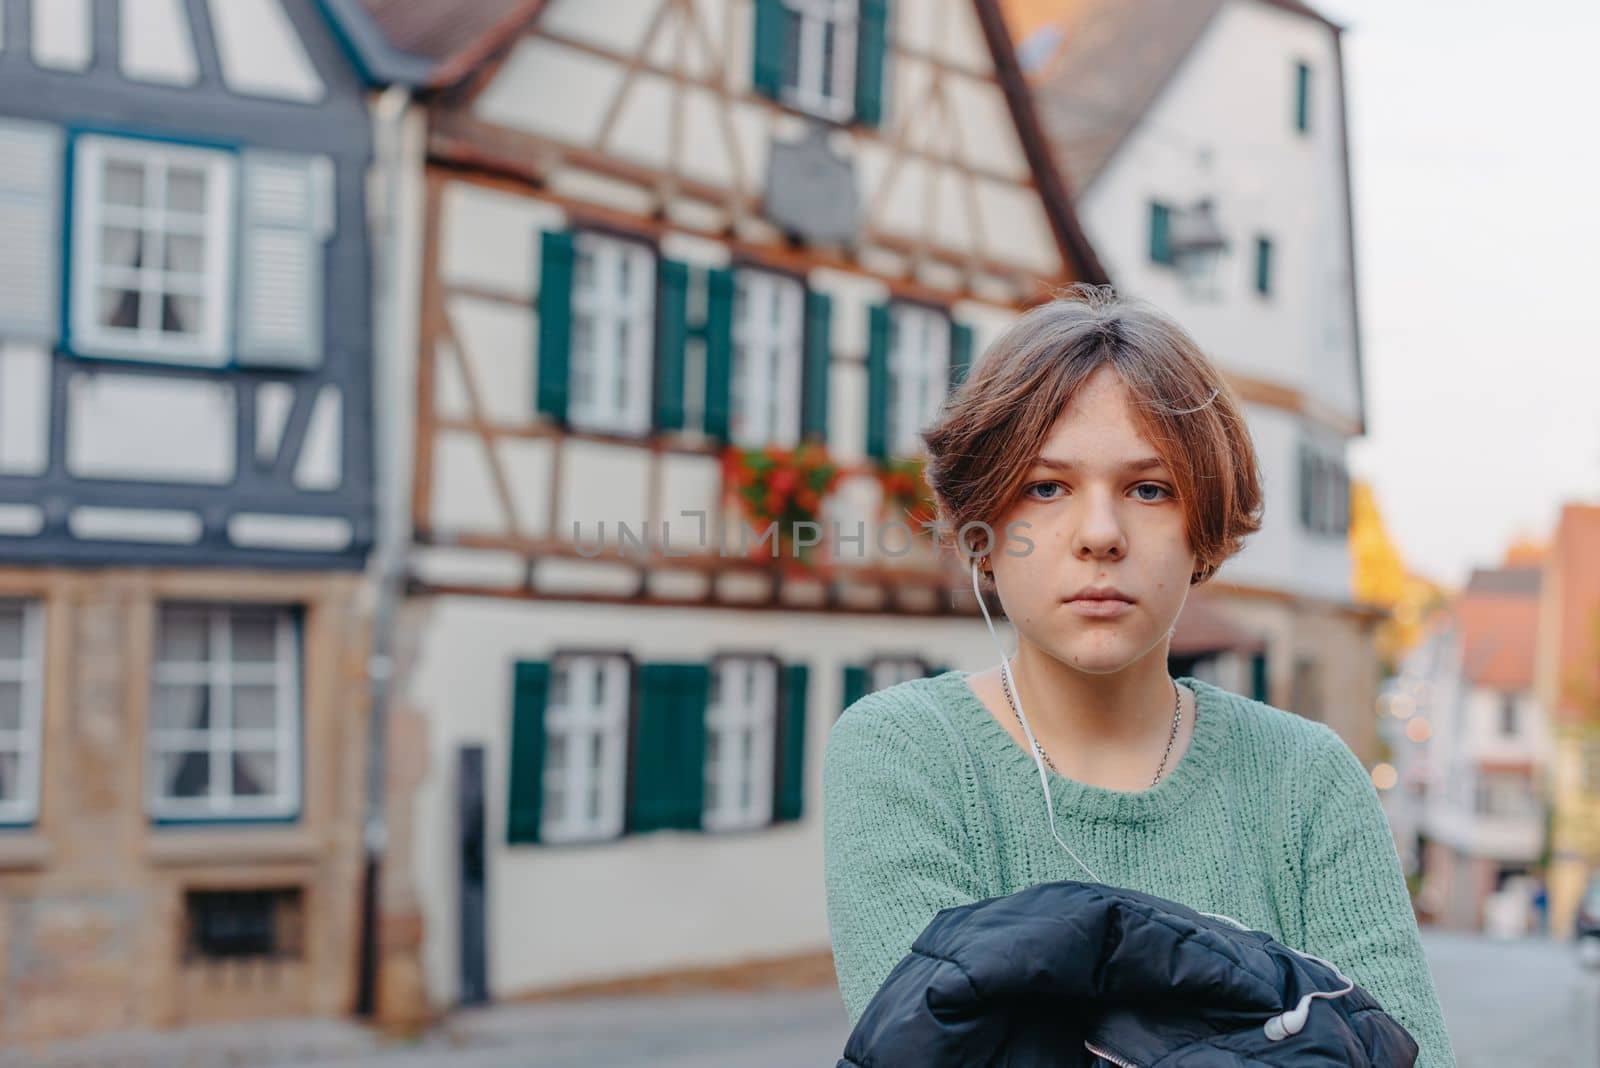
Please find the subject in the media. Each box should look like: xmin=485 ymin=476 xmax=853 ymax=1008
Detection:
xmin=940 ymin=669 xmax=1230 ymax=824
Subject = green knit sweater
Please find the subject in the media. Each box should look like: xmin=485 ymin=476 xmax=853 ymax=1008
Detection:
xmin=822 ymin=670 xmax=1455 ymax=1067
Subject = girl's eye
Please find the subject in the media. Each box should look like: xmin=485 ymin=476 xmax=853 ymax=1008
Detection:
xmin=1132 ymin=483 xmax=1173 ymax=502
xmin=1024 ymin=481 xmax=1064 ymax=500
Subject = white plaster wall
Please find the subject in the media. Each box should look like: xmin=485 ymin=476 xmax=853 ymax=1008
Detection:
xmin=473 ymin=0 xmax=1056 ymax=282
xmin=403 ymin=597 xmax=1001 ymax=1004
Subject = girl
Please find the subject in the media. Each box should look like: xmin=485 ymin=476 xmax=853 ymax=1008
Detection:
xmin=822 ymin=286 xmax=1454 ymax=1066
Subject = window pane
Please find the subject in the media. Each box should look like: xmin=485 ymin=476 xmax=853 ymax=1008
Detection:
xmin=0 ymin=610 xmax=21 ymax=659
xmin=232 ymin=685 xmax=277 ymax=731
xmin=232 ymin=751 xmax=277 ymax=797
xmin=159 ymin=609 xmax=211 ymax=662
xmin=545 ymin=733 xmax=567 ymax=774
xmin=543 ymin=780 xmax=565 ymax=824
xmin=161 ymin=293 xmax=202 ymax=336
xmin=0 ymin=681 xmax=20 ymax=732
xmin=104 ymin=161 xmax=146 ymax=207
xmin=166 ymin=168 xmax=207 ymax=214
xmin=158 ymin=750 xmax=211 ymax=799
xmin=231 ymin=611 xmax=279 ymax=664
xmin=165 ymin=234 xmax=205 ymax=273
xmin=0 ymin=753 xmax=18 ymax=803
xmin=98 ymin=287 xmax=142 ymax=331
xmin=153 ymin=683 xmax=210 ymax=730
xmin=101 ymin=226 xmax=144 ymax=270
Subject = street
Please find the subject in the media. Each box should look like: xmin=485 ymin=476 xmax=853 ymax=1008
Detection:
xmin=7 ymin=932 xmax=1594 ymax=1067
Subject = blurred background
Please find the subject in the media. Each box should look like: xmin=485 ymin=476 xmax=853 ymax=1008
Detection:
xmin=0 ymin=0 xmax=1596 ymax=1064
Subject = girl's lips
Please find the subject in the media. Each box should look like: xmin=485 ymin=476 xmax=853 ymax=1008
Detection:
xmin=1068 ymin=597 xmax=1133 ymax=618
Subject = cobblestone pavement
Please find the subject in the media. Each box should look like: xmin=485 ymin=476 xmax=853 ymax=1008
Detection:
xmin=6 ymin=931 xmax=1595 ymax=1067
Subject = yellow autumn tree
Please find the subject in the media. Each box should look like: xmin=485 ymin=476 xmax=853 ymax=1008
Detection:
xmin=1350 ymin=479 xmax=1448 ymax=672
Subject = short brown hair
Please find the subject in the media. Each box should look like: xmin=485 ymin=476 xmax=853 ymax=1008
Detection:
xmin=922 ymin=284 xmax=1263 ymax=586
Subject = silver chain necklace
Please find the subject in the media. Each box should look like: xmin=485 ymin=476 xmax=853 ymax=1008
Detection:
xmin=1000 ymin=661 xmax=1184 ymax=788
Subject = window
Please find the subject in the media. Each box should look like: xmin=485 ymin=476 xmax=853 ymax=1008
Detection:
xmin=703 ymin=656 xmax=778 ymax=831
xmin=1148 ymin=201 xmax=1174 ymax=265
xmin=1294 ymin=61 xmax=1312 ymax=134
xmin=541 ymin=653 xmax=629 ymax=843
xmin=1254 ymin=236 xmax=1273 ymax=297
xmin=780 ymin=0 xmax=858 ymax=122
xmin=70 ymin=134 xmax=235 ymax=365
xmin=0 ymin=601 xmax=43 ymax=824
xmin=148 ymin=604 xmax=301 ymax=820
xmin=570 ymin=233 xmax=655 ymax=435
xmin=887 ymin=303 xmax=950 ymax=456
xmin=1298 ymin=443 xmax=1350 ymax=537
xmin=1500 ymin=694 xmax=1518 ymax=737
xmin=731 ymin=269 xmax=804 ymax=447
xmin=870 ymin=656 xmax=927 ymax=692
xmin=183 ymin=887 xmax=303 ymax=963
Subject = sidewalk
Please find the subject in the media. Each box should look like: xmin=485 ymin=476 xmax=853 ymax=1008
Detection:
xmin=0 ymin=987 xmax=851 ymax=1068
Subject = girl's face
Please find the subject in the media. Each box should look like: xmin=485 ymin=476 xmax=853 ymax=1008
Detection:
xmin=990 ymin=364 xmax=1198 ymax=675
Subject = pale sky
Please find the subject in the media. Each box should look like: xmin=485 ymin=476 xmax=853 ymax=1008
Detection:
xmin=1317 ymin=0 xmax=1600 ymax=588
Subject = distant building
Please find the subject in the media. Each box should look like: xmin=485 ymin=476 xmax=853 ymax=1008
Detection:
xmin=1388 ymin=568 xmax=1552 ymax=932
xmin=1005 ymin=0 xmax=1383 ymax=756
xmin=1533 ymin=503 xmax=1600 ymax=938
xmin=0 ymin=0 xmax=375 ymax=1042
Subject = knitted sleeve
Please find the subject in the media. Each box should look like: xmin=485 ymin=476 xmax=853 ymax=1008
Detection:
xmin=822 ymin=701 xmax=991 ymax=1024
xmin=1299 ymin=725 xmax=1457 ymax=1067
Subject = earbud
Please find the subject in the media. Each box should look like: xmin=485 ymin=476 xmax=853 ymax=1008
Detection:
xmin=1263 ymin=1001 xmax=1310 ymax=1041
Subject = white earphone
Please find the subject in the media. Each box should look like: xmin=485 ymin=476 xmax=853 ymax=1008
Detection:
xmin=967 ymin=555 xmax=1354 ymax=1042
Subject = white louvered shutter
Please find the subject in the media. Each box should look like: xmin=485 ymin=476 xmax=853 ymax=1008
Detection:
xmin=236 ymin=151 xmax=333 ymax=369
xmin=0 ymin=120 xmax=63 ymax=342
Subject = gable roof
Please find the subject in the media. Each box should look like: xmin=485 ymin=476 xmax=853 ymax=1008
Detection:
xmin=1455 ymin=567 xmax=1541 ymax=690
xmin=323 ymin=0 xmax=1107 ymax=285
xmin=1004 ymin=0 xmax=1343 ymax=192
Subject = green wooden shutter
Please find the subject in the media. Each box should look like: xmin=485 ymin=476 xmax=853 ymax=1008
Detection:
xmin=854 ymin=0 xmax=890 ymax=126
xmin=703 ymin=268 xmax=735 ymax=442
xmin=948 ymin=320 xmax=974 ymax=391
xmin=752 ymin=0 xmax=788 ymax=99
xmin=1149 ymin=202 xmax=1173 ymax=265
xmin=775 ymin=663 xmax=809 ymax=822
xmin=630 ymin=663 xmax=710 ymax=832
xmin=1255 ymin=236 xmax=1273 ymax=296
xmin=802 ymin=289 xmax=831 ymax=442
xmin=1294 ymin=61 xmax=1311 ymax=133
xmin=841 ymin=664 xmax=871 ymax=718
xmin=655 ymin=258 xmax=690 ymax=431
xmin=1250 ymin=652 xmax=1270 ymax=704
xmin=536 ymin=230 xmax=575 ymax=422
xmin=865 ymin=303 xmax=891 ymax=460
xmin=506 ymin=661 xmax=550 ymax=844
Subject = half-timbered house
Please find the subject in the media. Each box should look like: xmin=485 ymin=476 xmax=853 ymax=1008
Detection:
xmin=335 ymin=0 xmax=1105 ymax=1013
xmin=0 ymin=0 xmax=375 ymax=1039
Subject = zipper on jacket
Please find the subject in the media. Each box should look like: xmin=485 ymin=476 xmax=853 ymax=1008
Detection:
xmin=1082 ymin=1038 xmax=1143 ymax=1068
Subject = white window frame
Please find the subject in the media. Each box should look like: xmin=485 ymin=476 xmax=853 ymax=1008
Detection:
xmin=0 ymin=601 xmax=44 ymax=825
xmin=870 ymin=656 xmax=927 ymax=692
xmin=146 ymin=604 xmax=301 ymax=821
xmin=541 ymin=653 xmax=629 ymax=844
xmin=70 ymin=134 xmax=236 ymax=366
xmin=781 ymin=0 xmax=858 ymax=122
xmin=570 ymin=232 xmax=655 ymax=436
xmin=731 ymin=269 xmax=805 ymax=448
xmin=703 ymin=656 xmax=778 ymax=832
xmin=888 ymin=302 xmax=950 ymax=457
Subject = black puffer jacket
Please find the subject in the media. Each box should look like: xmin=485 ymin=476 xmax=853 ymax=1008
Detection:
xmin=839 ymin=879 xmax=1419 ymax=1067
